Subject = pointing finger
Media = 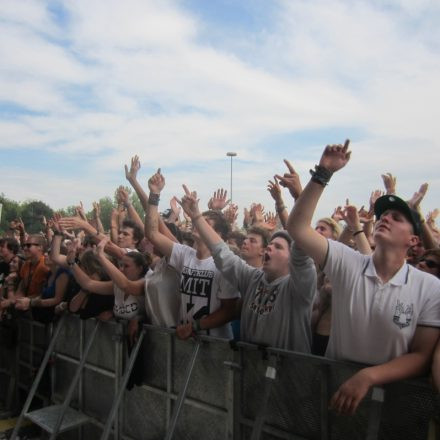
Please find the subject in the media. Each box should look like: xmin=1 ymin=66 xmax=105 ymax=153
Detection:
xmin=283 ymin=159 xmax=296 ymax=174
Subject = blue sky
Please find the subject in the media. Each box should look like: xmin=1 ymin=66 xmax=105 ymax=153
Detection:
xmin=1 ymin=0 xmax=439 ymax=222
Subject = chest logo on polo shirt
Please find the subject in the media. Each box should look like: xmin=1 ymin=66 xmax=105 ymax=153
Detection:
xmin=393 ymin=300 xmax=414 ymax=329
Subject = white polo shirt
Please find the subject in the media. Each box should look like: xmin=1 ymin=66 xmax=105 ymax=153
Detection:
xmin=324 ymin=240 xmax=440 ymax=365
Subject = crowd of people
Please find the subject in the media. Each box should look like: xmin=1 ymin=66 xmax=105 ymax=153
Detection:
xmin=1 ymin=142 xmax=440 ymax=417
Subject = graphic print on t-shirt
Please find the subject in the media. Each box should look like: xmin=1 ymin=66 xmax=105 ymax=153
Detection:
xmin=180 ymin=266 xmax=213 ymax=321
xmin=248 ymin=280 xmax=279 ymax=316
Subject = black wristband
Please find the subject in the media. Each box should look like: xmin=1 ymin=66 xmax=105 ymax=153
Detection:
xmin=353 ymin=229 xmax=364 ymax=236
xmin=192 ymin=319 xmax=202 ymax=333
xmin=309 ymin=165 xmax=333 ymax=187
xmin=54 ymin=230 xmax=63 ymax=236
xmin=148 ymin=193 xmax=160 ymax=206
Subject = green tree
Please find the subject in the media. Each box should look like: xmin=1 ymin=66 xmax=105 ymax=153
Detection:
xmin=0 ymin=194 xmax=21 ymax=235
xmin=20 ymin=200 xmax=54 ymax=234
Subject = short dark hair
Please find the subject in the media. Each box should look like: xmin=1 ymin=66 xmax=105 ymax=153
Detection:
xmin=227 ymin=230 xmax=246 ymax=248
xmin=1 ymin=237 xmax=20 ymax=255
xmin=270 ymin=230 xmax=292 ymax=249
xmin=247 ymin=226 xmax=271 ymax=249
xmin=202 ymin=210 xmax=231 ymax=241
xmin=27 ymin=234 xmax=47 ymax=252
xmin=122 ymin=219 xmax=144 ymax=246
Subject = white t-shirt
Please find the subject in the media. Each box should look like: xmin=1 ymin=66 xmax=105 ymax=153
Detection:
xmin=145 ymin=258 xmax=181 ymax=328
xmin=324 ymin=240 xmax=440 ymax=364
xmin=113 ymin=284 xmax=144 ymax=320
xmin=170 ymin=243 xmax=239 ymax=339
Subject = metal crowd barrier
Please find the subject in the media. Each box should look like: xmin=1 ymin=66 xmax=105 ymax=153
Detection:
xmin=0 ymin=314 xmax=437 ymax=440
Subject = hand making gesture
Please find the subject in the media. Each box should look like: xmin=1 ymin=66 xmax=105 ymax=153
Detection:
xmin=318 ymin=139 xmax=351 ymax=173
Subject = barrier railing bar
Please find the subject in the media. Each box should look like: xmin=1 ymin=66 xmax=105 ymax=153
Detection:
xmin=53 ymin=353 xmax=116 ymax=378
xmin=166 ymin=333 xmax=173 ymax=428
xmin=49 ymin=320 xmax=101 ymax=439
xmin=101 ymin=328 xmax=146 ymax=440
xmin=250 ymin=354 xmax=279 ymax=440
xmin=365 ymin=386 xmax=385 ymax=440
xmin=10 ymin=314 xmax=66 ymax=440
xmin=241 ymin=417 xmax=309 ymax=440
xmin=319 ymin=364 xmax=330 ymax=440
xmin=164 ymin=338 xmax=201 ymax=440
xmin=140 ymin=383 xmax=227 ymax=416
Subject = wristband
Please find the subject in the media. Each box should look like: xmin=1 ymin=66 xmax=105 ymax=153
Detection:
xmin=148 ymin=193 xmax=160 ymax=206
xmin=309 ymin=165 xmax=333 ymax=187
xmin=192 ymin=319 xmax=202 ymax=333
xmin=276 ymin=204 xmax=286 ymax=212
xmin=53 ymin=230 xmax=63 ymax=236
xmin=192 ymin=214 xmax=203 ymax=222
xmin=353 ymin=230 xmax=364 ymax=236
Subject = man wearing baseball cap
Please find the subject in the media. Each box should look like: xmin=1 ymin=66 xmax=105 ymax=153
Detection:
xmin=288 ymin=140 xmax=440 ymax=415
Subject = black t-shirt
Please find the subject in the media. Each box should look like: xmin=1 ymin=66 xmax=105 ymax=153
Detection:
xmin=0 ymin=261 xmax=10 ymax=289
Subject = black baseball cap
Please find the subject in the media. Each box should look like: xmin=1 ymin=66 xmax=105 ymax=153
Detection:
xmin=374 ymin=195 xmax=422 ymax=236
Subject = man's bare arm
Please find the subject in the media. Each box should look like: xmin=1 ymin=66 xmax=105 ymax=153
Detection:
xmin=330 ymin=325 xmax=440 ymax=415
xmin=287 ymin=140 xmax=351 ymax=267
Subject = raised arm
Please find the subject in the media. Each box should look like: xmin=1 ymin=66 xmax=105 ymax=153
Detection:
xmin=144 ymin=169 xmax=174 ymax=258
xmin=267 ymin=176 xmax=288 ymax=229
xmin=287 ymin=140 xmax=351 ymax=267
xmin=341 ymin=204 xmax=372 ymax=255
xmin=96 ymin=237 xmax=144 ymax=296
xmin=117 ymin=186 xmax=144 ymax=232
xmin=59 ymin=215 xmax=127 ymax=260
xmin=125 ymin=155 xmax=148 ymax=211
xmin=65 ymin=244 xmax=113 ymax=295
xmin=408 ymin=183 xmax=439 ymax=250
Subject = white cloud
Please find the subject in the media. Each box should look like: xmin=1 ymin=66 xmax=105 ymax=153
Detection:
xmin=0 ymin=0 xmax=439 ymax=223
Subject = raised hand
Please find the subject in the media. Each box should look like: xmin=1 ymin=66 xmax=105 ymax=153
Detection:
xmin=262 ymin=212 xmax=277 ymax=232
xmin=427 ymin=209 xmax=439 ymax=228
xmin=358 ymin=206 xmax=373 ymax=224
xmin=275 ymin=159 xmax=302 ymax=200
xmin=52 ymin=213 xmax=65 ymax=234
xmin=92 ymin=201 xmax=101 ymax=218
xmin=208 ymin=188 xmax=228 ymax=211
xmin=369 ymin=190 xmax=384 ymax=211
xmin=318 ymin=140 xmax=351 ymax=173
xmin=341 ymin=204 xmax=361 ymax=232
xmin=250 ymin=203 xmax=265 ymax=225
xmin=125 ymin=155 xmax=141 ymax=182
xmin=407 ymin=183 xmax=428 ymax=212
xmin=75 ymin=201 xmax=87 ymax=221
xmin=117 ymin=186 xmax=130 ymax=205
xmin=267 ymin=176 xmax=283 ymax=203
xmin=331 ymin=206 xmax=344 ymax=222
xmin=148 ymin=168 xmax=165 ymax=194
xmin=96 ymin=236 xmax=110 ymax=256
xmin=58 ymin=216 xmax=88 ymax=231
xmin=170 ymin=196 xmax=181 ymax=218
xmin=224 ymin=203 xmax=238 ymax=225
xmin=243 ymin=207 xmax=251 ymax=229
xmin=177 ymin=185 xmax=201 ymax=220
xmin=381 ymin=172 xmax=396 ymax=195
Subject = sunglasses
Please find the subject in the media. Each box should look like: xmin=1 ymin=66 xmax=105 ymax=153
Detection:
xmin=24 ymin=243 xmax=40 ymax=248
xmin=420 ymin=258 xmax=440 ymax=269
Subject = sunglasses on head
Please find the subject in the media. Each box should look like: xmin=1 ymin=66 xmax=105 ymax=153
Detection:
xmin=420 ymin=258 xmax=440 ymax=269
xmin=24 ymin=243 xmax=40 ymax=248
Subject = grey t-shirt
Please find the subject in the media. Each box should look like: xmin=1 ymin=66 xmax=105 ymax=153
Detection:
xmin=211 ymin=241 xmax=316 ymax=352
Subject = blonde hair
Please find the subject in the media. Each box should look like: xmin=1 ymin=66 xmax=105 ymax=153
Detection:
xmin=318 ymin=218 xmax=341 ymax=240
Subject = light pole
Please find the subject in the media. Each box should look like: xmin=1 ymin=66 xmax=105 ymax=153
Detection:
xmin=226 ymin=152 xmax=237 ymax=204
